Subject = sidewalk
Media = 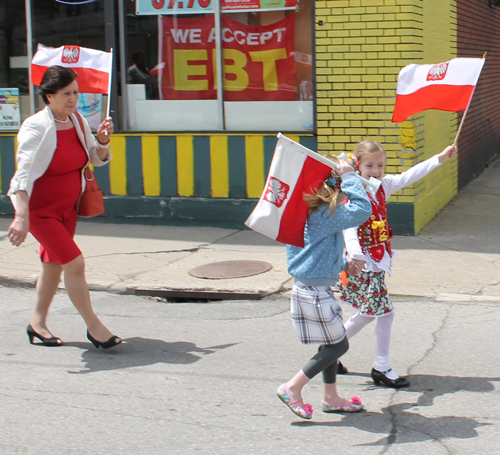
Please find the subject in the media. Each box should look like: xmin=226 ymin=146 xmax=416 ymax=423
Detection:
xmin=2 ymin=159 xmax=500 ymax=300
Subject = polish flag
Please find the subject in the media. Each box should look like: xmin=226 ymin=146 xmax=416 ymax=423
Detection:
xmin=245 ymin=134 xmax=335 ymax=247
xmin=392 ymin=57 xmax=485 ymax=123
xmin=150 ymin=62 xmax=165 ymax=76
xmin=31 ymin=44 xmax=112 ymax=94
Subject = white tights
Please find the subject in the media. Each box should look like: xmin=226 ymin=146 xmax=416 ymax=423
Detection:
xmin=344 ymin=311 xmax=400 ymax=379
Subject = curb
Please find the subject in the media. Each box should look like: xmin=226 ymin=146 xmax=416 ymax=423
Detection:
xmin=4 ymin=273 xmax=499 ymax=302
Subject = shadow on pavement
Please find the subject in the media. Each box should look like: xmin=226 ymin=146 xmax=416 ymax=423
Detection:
xmin=293 ymin=373 xmax=499 ymax=445
xmin=348 ymin=372 xmax=500 ymax=404
xmin=294 ymin=402 xmax=489 ymax=445
xmin=65 ymin=337 xmax=238 ymax=374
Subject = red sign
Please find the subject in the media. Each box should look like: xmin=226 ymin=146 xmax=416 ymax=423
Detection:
xmin=159 ymin=14 xmax=295 ymax=101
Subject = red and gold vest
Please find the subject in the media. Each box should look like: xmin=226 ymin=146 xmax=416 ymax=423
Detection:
xmin=358 ymin=186 xmax=393 ymax=262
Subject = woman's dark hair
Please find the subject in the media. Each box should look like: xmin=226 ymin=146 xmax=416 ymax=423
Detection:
xmin=39 ymin=66 xmax=78 ymax=104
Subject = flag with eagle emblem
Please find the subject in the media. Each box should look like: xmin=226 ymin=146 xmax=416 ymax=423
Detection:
xmin=392 ymin=57 xmax=485 ymax=123
xmin=245 ymin=134 xmax=335 ymax=247
xmin=31 ymin=44 xmax=112 ymax=94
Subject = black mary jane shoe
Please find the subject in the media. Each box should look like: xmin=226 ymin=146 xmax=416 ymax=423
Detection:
xmin=87 ymin=330 xmax=123 ymax=349
xmin=26 ymin=324 xmax=63 ymax=347
xmin=337 ymin=361 xmax=348 ymax=375
xmin=371 ymin=368 xmax=410 ymax=389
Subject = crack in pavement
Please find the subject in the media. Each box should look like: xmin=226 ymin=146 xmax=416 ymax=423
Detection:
xmin=85 ymin=247 xmax=202 ymax=259
xmin=376 ymin=301 xmax=453 ymax=452
xmin=409 ymin=301 xmax=453 ymax=377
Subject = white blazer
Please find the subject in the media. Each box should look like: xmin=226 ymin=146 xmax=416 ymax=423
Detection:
xmin=8 ymin=106 xmax=112 ymax=209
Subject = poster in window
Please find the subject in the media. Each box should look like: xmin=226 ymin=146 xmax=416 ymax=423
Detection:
xmin=0 ymin=88 xmax=21 ymax=131
xmin=136 ymin=0 xmax=297 ymax=15
xmin=77 ymin=93 xmax=103 ymax=130
xmin=159 ymin=14 xmax=296 ymax=101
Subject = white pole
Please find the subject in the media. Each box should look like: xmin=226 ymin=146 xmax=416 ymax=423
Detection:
xmin=118 ymin=0 xmax=128 ymax=130
xmin=106 ymin=48 xmax=113 ymax=118
xmin=213 ymin=0 xmax=225 ymax=130
xmin=25 ymin=0 xmax=35 ymax=115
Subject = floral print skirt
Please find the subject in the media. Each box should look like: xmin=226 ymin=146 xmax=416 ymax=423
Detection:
xmin=337 ymin=270 xmax=394 ymax=317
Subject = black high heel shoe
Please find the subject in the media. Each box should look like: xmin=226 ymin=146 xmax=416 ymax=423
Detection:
xmin=337 ymin=361 xmax=348 ymax=375
xmin=371 ymin=368 xmax=410 ymax=388
xmin=87 ymin=330 xmax=122 ymax=349
xmin=26 ymin=324 xmax=63 ymax=346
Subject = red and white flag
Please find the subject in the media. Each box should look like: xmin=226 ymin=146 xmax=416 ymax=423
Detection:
xmin=245 ymin=134 xmax=335 ymax=247
xmin=31 ymin=44 xmax=112 ymax=94
xmin=392 ymin=57 xmax=485 ymax=123
xmin=150 ymin=62 xmax=165 ymax=76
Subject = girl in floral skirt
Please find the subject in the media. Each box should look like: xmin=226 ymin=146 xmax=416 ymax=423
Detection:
xmin=337 ymin=140 xmax=457 ymax=388
xmin=277 ymin=156 xmax=371 ymax=420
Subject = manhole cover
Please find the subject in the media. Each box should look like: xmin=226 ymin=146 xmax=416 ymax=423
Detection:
xmin=189 ymin=260 xmax=272 ymax=280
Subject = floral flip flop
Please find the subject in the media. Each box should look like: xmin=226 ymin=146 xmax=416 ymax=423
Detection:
xmin=276 ymin=383 xmax=313 ymax=419
xmin=321 ymin=395 xmax=363 ymax=413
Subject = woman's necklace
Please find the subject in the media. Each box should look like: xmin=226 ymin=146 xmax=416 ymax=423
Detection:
xmin=54 ymin=116 xmax=70 ymax=123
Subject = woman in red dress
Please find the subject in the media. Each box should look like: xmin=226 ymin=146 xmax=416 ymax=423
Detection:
xmin=7 ymin=66 xmax=122 ymax=349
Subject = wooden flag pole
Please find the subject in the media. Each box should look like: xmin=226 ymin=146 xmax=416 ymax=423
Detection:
xmin=453 ymin=107 xmax=469 ymax=145
xmin=453 ymin=51 xmax=487 ymax=145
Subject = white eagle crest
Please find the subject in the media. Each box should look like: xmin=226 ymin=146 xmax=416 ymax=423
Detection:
xmin=427 ymin=62 xmax=449 ymax=81
xmin=62 ymin=47 xmax=80 ymax=63
xmin=265 ymin=177 xmax=288 ymax=207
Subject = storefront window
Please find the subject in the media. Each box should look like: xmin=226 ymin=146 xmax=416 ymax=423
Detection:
xmin=1 ymin=0 xmax=313 ymax=133
xmin=31 ymin=0 xmax=107 ymax=121
xmin=125 ymin=9 xmax=220 ymax=130
xmin=127 ymin=0 xmax=313 ymax=132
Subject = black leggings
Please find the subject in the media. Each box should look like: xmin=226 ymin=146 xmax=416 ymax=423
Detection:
xmin=301 ymin=336 xmax=349 ymax=384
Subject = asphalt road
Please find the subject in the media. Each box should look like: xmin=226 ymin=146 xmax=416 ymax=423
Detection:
xmin=1 ymin=286 xmax=500 ymax=455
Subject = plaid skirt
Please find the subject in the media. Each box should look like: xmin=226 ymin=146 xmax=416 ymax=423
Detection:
xmin=336 ymin=270 xmax=394 ymax=317
xmin=291 ymin=285 xmax=346 ymax=345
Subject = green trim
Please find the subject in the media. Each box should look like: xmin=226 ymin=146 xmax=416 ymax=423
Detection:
xmin=159 ymin=136 xmax=177 ymax=196
xmin=193 ymin=136 xmax=211 ymax=197
xmin=99 ymin=195 xmax=256 ymax=229
xmin=125 ymin=136 xmax=143 ymax=196
xmin=300 ymin=136 xmax=317 ymax=152
xmin=0 ymin=195 xmax=14 ymax=214
xmin=228 ymin=136 xmax=246 ymax=198
xmin=94 ymin=162 xmax=110 ymax=194
xmin=264 ymin=136 xmax=277 ymax=178
xmin=0 ymin=136 xmax=15 ymax=194
xmin=0 ymin=195 xmax=415 ymax=234
xmin=387 ymin=202 xmax=414 ymax=236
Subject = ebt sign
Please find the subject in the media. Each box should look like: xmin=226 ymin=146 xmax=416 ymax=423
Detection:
xmin=160 ymin=14 xmax=296 ymax=101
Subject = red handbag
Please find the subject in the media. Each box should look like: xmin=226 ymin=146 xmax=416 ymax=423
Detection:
xmin=75 ymin=112 xmax=105 ymax=218
xmin=77 ymin=166 xmax=105 ymax=218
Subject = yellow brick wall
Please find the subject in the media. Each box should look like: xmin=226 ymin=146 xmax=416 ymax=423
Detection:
xmin=414 ymin=0 xmax=457 ymax=232
xmin=315 ymin=0 xmax=458 ymax=234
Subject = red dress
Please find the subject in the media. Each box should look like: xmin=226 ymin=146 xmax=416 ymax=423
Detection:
xmin=29 ymin=126 xmax=88 ymax=264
